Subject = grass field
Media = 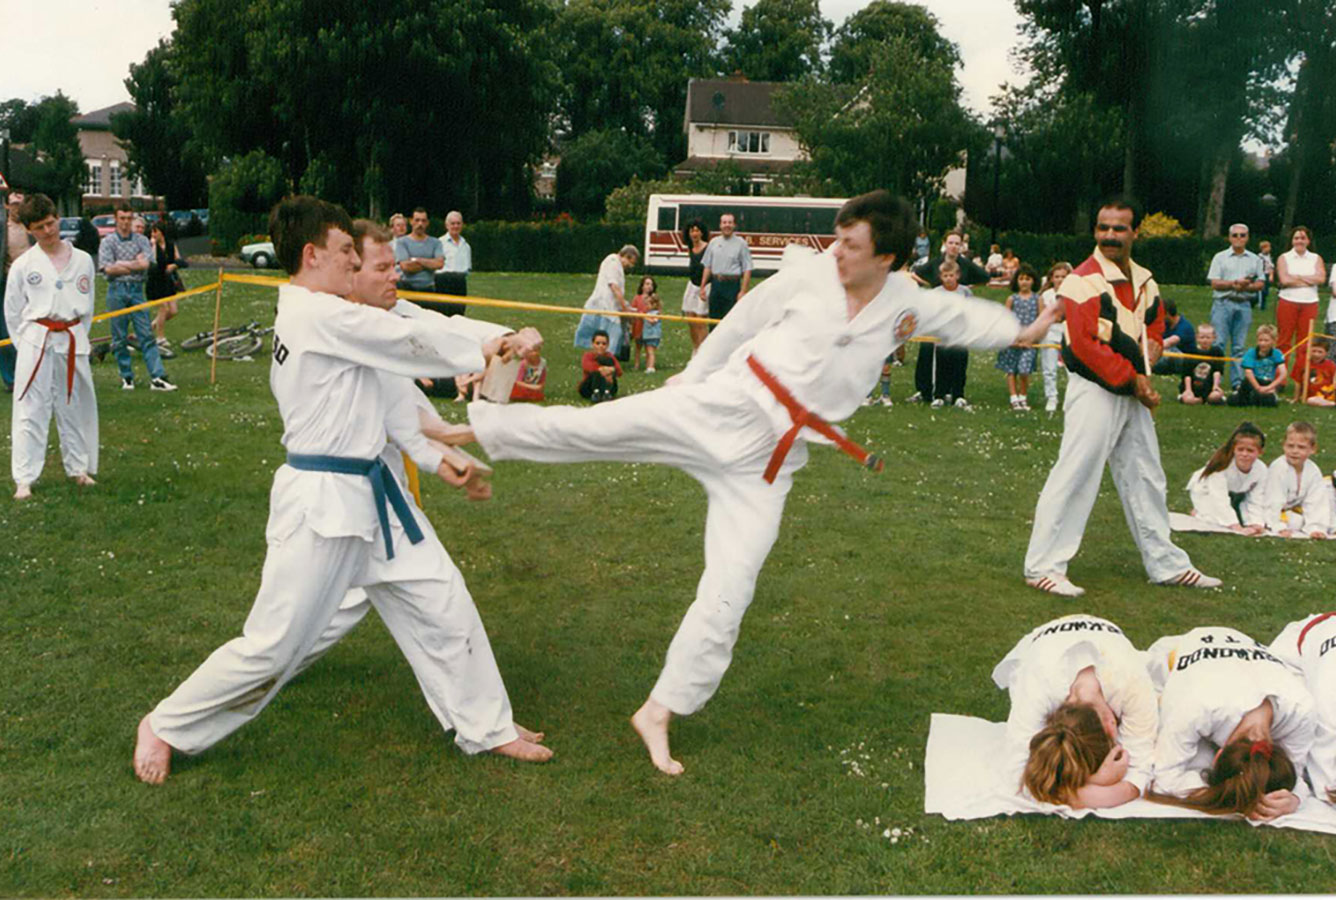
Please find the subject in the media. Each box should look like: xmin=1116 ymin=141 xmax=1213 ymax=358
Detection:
xmin=4 ymin=267 xmax=1336 ymax=896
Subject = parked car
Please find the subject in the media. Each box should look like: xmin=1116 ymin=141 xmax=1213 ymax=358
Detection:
xmin=192 ymin=208 xmax=210 ymax=228
xmin=59 ymin=217 xmax=81 ymax=241
xmin=168 ymin=209 xmax=195 ymax=228
xmin=92 ymin=214 xmax=116 ymax=237
xmin=141 ymin=211 xmax=162 ymax=225
xmin=241 ymin=240 xmax=276 ymax=269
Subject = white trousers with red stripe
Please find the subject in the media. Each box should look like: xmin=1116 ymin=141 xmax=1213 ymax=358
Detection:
xmin=469 ymin=380 xmax=804 ymax=716
xmin=11 ymin=342 xmax=97 ymax=486
xmin=1024 ymin=373 xmax=1193 ymax=583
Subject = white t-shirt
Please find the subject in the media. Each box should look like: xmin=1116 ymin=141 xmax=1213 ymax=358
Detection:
xmin=1279 ymin=249 xmax=1321 ymax=304
xmin=583 ymin=253 xmax=624 ymax=312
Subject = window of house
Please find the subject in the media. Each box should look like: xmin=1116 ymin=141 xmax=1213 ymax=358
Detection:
xmin=85 ymin=161 xmax=102 ymax=196
xmin=727 ymin=130 xmax=770 ymax=154
xmin=109 ymin=161 xmax=123 ymax=196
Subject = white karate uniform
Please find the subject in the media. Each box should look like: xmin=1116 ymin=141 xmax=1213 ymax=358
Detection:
xmin=149 ymin=286 xmax=518 ymax=756
xmin=1261 ymin=456 xmax=1332 ymax=536
xmin=1271 ymin=614 xmax=1336 ymax=804
xmin=4 ymin=242 xmax=98 ymax=486
xmin=992 ymin=614 xmax=1157 ymax=798
xmin=1146 ymin=626 xmax=1315 ymax=797
xmin=470 ymin=251 xmax=1024 ymax=715
xmin=1038 ymin=286 xmax=1064 ymax=407
xmin=1185 ymin=461 xmax=1267 ymax=529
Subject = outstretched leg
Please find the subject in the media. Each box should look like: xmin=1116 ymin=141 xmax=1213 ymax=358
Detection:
xmin=631 ymin=698 xmax=682 ymax=775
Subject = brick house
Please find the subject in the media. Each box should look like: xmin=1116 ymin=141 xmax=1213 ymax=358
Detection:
xmin=674 ymin=77 xmax=805 ymax=193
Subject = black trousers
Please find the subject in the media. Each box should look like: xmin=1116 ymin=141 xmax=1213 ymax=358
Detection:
xmin=578 ymin=372 xmax=619 ymax=402
xmin=913 ymin=343 xmax=969 ymax=400
xmin=708 ymin=279 xmax=742 ymax=329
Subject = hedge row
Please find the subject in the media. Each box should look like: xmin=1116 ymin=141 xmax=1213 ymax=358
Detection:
xmin=990 ymin=231 xmax=1278 ymax=287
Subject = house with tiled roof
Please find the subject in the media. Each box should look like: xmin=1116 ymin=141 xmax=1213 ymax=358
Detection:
xmin=674 ymin=77 xmax=805 ymax=191
xmin=72 ymin=102 xmax=160 ymax=211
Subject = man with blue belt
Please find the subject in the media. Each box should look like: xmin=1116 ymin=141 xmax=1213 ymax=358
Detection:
xmin=1207 ymin=223 xmax=1265 ymax=390
xmin=133 ymin=196 xmax=550 ymax=784
xmin=699 ymin=212 xmax=753 ymax=326
xmin=97 ymin=203 xmax=175 ymax=391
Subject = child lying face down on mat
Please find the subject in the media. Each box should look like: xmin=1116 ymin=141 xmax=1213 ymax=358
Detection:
xmin=1186 ymin=422 xmax=1268 ymax=534
xmin=1271 ymin=614 xmax=1336 ymax=807
xmin=992 ymin=614 xmax=1157 ymax=809
xmin=1145 ymin=626 xmax=1314 ymax=821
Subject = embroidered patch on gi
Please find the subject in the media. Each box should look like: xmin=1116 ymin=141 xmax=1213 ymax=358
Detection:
xmin=77 ymin=275 xmax=91 ymax=294
xmin=893 ymin=309 xmax=918 ymax=341
xmin=26 ymin=271 xmax=42 ymax=285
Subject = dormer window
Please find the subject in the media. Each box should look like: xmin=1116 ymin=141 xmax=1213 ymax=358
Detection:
xmin=727 ymin=130 xmax=770 ymax=154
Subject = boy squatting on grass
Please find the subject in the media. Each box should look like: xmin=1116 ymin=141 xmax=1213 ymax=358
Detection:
xmin=5 ymin=193 xmax=98 ymax=499
xmin=134 ymin=197 xmax=550 ymax=785
xmin=437 ymin=190 xmax=1060 ymax=775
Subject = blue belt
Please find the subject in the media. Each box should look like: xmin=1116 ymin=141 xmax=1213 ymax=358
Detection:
xmin=285 ymin=453 xmax=423 ymax=559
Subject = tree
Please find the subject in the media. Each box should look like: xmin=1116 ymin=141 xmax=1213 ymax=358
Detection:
xmin=557 ymin=129 xmax=664 ymax=218
xmin=1275 ymin=0 xmax=1336 ymax=232
xmin=720 ymin=0 xmax=831 ymax=82
xmin=113 ymin=39 xmax=210 ymax=209
xmin=828 ymin=1 xmax=959 ymax=85
xmin=30 ymin=93 xmax=84 ymax=214
xmin=208 ymin=150 xmax=287 ymax=251
xmin=0 ymin=99 xmax=42 ymax=145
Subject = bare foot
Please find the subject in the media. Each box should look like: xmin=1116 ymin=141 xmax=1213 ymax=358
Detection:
xmin=73 ymin=474 xmax=96 ymax=487
xmin=13 ymin=484 xmax=31 ymax=500
xmin=489 ymin=737 xmax=553 ymax=762
xmin=133 ymin=714 xmax=172 ymax=784
xmin=631 ymin=698 xmax=683 ymax=775
xmin=515 ymin=723 xmax=546 ymax=743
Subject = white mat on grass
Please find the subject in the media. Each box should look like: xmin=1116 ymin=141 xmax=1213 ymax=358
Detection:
xmin=924 ymin=713 xmax=1336 ymax=834
xmin=1168 ymin=512 xmax=1331 ymax=538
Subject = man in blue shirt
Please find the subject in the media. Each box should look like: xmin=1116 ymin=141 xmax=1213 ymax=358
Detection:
xmin=393 ymin=207 xmax=444 ymax=294
xmin=699 ymin=212 xmax=753 ymax=326
xmin=1206 ymin=223 xmax=1265 ymax=389
xmin=1153 ymin=298 xmax=1196 ymax=375
xmin=97 ymin=204 xmax=175 ymax=391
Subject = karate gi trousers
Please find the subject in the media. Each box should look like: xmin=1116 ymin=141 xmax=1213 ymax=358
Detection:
xmin=1023 ymin=373 xmax=1192 ymax=582
xmin=149 ymin=479 xmax=519 ymax=756
xmin=11 ymin=340 xmax=97 ymax=485
xmin=469 ymin=380 xmax=803 ymax=715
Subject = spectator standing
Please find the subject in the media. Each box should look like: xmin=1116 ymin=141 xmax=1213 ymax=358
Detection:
xmin=681 ymin=219 xmax=711 ymax=354
xmin=640 ymin=293 xmax=663 ymax=374
xmin=1206 ymin=223 xmax=1265 ymax=389
xmin=394 ymin=208 xmax=444 ymax=306
xmin=1038 ymin=260 xmax=1072 ymax=413
xmin=1275 ymin=225 xmax=1327 ymax=361
xmin=574 ymin=245 xmax=637 ymax=351
xmin=996 ymin=263 xmax=1041 ymax=410
xmin=913 ymin=228 xmax=930 ymax=262
xmin=699 ymin=213 xmax=752 ymax=326
xmin=147 ymin=221 xmax=187 ymax=359
xmin=1152 ymin=298 xmax=1195 ymax=375
xmin=435 ymin=210 xmax=470 ymax=316
xmin=98 ymin=203 xmax=176 ymax=391
xmin=629 ymin=275 xmax=657 ymax=371
xmin=909 ymin=231 xmax=990 ymax=406
xmin=1258 ymin=239 xmax=1275 ymax=310
xmin=1228 ymin=324 xmax=1287 ymax=407
xmin=1 ymin=189 xmax=31 ymax=391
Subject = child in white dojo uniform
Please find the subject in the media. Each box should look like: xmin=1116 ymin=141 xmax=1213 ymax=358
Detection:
xmin=5 ymin=193 xmax=98 ymax=499
xmin=450 ymin=191 xmax=1059 ymax=775
xmin=1185 ymin=421 xmax=1268 ymax=533
xmin=1271 ymin=614 xmax=1336 ymax=806
xmin=133 ymin=198 xmax=549 ymax=784
xmin=992 ymin=614 xmax=1156 ymax=808
xmin=1262 ymin=421 xmax=1332 ymax=538
xmin=1144 ymin=626 xmax=1314 ymax=820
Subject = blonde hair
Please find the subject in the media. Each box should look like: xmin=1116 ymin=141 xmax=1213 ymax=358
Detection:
xmin=1256 ymin=324 xmax=1278 ymax=341
xmin=1147 ymin=739 xmax=1295 ymax=816
xmin=1022 ymin=703 xmax=1113 ymax=804
xmin=1287 ymin=420 xmax=1318 ymax=445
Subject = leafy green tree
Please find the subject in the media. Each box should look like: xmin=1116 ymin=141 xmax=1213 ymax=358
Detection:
xmin=557 ymin=129 xmax=664 ymax=218
xmin=602 ymin=160 xmax=751 ymax=224
xmin=828 ymin=1 xmax=959 ymax=84
xmin=113 ymin=39 xmax=210 ymax=209
xmin=0 ymin=99 xmax=42 ymax=145
xmin=208 ymin=149 xmax=287 ymax=252
xmin=30 ymin=93 xmax=84 ymax=214
xmin=721 ymin=0 xmax=831 ymax=82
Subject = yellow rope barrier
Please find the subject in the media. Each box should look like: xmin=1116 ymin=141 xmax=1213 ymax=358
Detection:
xmin=0 ymin=281 xmax=222 ymax=348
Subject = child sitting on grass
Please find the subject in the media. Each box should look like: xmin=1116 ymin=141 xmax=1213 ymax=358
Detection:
xmin=1186 ymin=421 xmax=1267 ymax=533
xmin=578 ymin=329 xmax=621 ymax=403
xmin=510 ymin=346 xmax=547 ymax=402
xmin=1291 ymin=338 xmax=1336 ymax=407
xmin=1263 ymin=420 xmax=1331 ymax=538
xmin=1178 ymin=323 xmax=1226 ymax=405
xmin=1228 ymin=324 xmax=1287 ymax=407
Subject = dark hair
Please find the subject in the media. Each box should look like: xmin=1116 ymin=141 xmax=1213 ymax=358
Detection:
xmin=412 ymin=207 xmax=428 ymax=217
xmin=269 ymin=195 xmax=354 ymax=276
xmin=1289 ymin=225 xmax=1313 ymax=244
xmin=1147 ymin=739 xmax=1296 ymax=817
xmin=17 ymin=193 xmax=58 ymax=227
xmin=591 ymin=329 xmax=610 ymax=342
xmin=1097 ymin=195 xmax=1144 ymax=229
xmin=835 ymin=190 xmax=916 ymax=266
xmin=637 ymin=275 xmax=657 ymax=295
xmin=683 ymin=218 xmax=709 ymax=245
xmin=1163 ymin=298 xmax=1178 ymax=317
xmin=1202 ymin=421 xmax=1266 ymax=477
xmin=115 ymin=201 xmax=135 ymax=215
xmin=351 ymin=218 xmax=393 ymax=260
xmin=1010 ymin=262 xmax=1039 ymax=294
xmin=151 ymin=218 xmax=177 ymax=240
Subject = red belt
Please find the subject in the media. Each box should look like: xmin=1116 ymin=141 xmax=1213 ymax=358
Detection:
xmin=18 ymin=318 xmax=80 ymax=403
xmin=1297 ymin=612 xmax=1336 ymax=655
xmin=747 ymin=354 xmax=883 ymax=484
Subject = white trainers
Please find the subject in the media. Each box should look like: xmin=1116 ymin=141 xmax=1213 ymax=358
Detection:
xmin=929 ymin=397 xmax=945 ymax=409
xmin=1045 ymin=398 xmax=1058 ymax=413
xmin=1026 ymin=574 xmax=1086 ymax=597
xmin=879 ymin=395 xmax=893 ymax=408
xmin=150 ymin=376 xmax=178 ymax=392
xmin=954 ymin=396 xmax=972 ymax=411
xmin=645 ymin=367 xmax=656 ymax=374
xmin=862 ymin=396 xmax=876 ymax=407
xmin=121 ymin=377 xmax=135 ymax=391
xmin=1158 ymin=569 xmax=1223 ymax=589
xmin=905 ymin=391 xmax=924 ymax=404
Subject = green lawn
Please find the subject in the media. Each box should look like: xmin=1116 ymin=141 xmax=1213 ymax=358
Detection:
xmin=3 ymin=269 xmax=1335 ymax=896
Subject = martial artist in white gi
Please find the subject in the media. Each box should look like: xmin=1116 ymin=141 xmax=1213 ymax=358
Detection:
xmin=1185 ymin=462 xmax=1267 ymax=532
xmin=449 ymin=191 xmax=1059 ymax=775
xmin=992 ymin=614 xmax=1156 ymax=808
xmin=1023 ymin=200 xmax=1220 ymax=596
xmin=1271 ymin=614 xmax=1336 ymax=805
xmin=4 ymin=193 xmax=97 ymax=499
xmin=1146 ymin=626 xmax=1314 ymax=819
xmin=134 ymin=198 xmax=548 ymax=784
xmin=1260 ymin=423 xmax=1332 ymax=538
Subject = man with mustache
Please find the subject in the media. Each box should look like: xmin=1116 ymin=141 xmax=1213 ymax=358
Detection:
xmin=1023 ymin=197 xmax=1220 ymax=597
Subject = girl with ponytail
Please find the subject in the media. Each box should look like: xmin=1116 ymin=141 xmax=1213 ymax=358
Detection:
xmin=993 ymin=614 xmax=1157 ymax=808
xmin=1270 ymin=614 xmax=1336 ymax=806
xmin=1146 ymin=626 xmax=1315 ymax=820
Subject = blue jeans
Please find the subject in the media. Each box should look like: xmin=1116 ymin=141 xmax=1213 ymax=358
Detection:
xmin=1210 ymin=298 xmax=1251 ymax=389
xmin=106 ymin=281 xmax=167 ymax=381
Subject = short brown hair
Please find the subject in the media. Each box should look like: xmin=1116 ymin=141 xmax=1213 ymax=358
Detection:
xmin=1287 ymin=421 xmax=1318 ymax=445
xmin=18 ymin=193 xmax=58 ymax=227
xmin=269 ymin=195 xmax=353 ymax=276
xmin=836 ymin=190 xmax=916 ymax=264
xmin=115 ymin=201 xmax=135 ymax=215
xmin=351 ymin=218 xmax=393 ymax=260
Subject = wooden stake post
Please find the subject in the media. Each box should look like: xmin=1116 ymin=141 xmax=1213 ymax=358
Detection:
xmin=209 ymin=268 xmax=224 ymax=385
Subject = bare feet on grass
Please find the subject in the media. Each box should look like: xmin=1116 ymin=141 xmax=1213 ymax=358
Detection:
xmin=73 ymin=474 xmax=96 ymax=487
xmin=516 ymin=723 xmax=546 ymax=743
xmin=134 ymin=715 xmax=172 ymax=784
xmin=631 ymin=698 xmax=683 ymax=775
xmin=490 ymin=736 xmax=553 ymax=762
xmin=13 ymin=484 xmax=31 ymax=500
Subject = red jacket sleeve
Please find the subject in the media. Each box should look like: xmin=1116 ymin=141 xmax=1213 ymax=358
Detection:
xmin=1063 ymin=294 xmax=1139 ymax=389
xmin=581 ymin=351 xmax=599 ymax=374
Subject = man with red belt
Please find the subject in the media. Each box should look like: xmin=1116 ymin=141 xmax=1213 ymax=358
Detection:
xmin=443 ymin=191 xmax=1057 ymax=776
xmin=3 ymin=193 xmax=97 ymax=500
xmin=1023 ymin=197 xmax=1220 ymax=597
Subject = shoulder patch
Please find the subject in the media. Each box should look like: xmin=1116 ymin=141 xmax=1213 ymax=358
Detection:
xmin=894 ymin=308 xmax=918 ymax=342
xmin=77 ymin=274 xmax=91 ymax=294
xmin=26 ymin=271 xmax=41 ymax=286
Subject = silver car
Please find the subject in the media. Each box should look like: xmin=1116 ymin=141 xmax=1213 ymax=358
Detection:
xmin=240 ymin=240 xmax=276 ymax=269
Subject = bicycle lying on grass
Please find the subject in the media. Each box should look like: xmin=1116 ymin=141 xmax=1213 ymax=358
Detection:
xmin=179 ymin=322 xmax=275 ymax=360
